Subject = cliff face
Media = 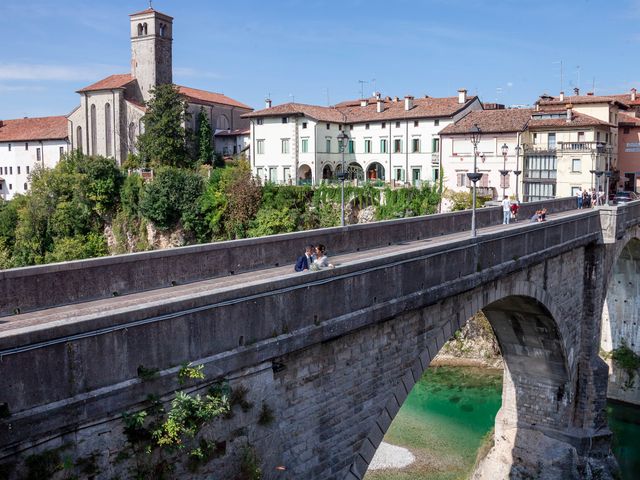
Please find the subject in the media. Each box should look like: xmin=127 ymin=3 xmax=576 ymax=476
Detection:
xmin=435 ymin=311 xmax=503 ymax=368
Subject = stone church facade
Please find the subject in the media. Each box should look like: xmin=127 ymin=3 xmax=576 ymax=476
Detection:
xmin=66 ymin=7 xmax=252 ymax=165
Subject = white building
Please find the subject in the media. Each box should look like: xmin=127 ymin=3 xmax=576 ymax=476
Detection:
xmin=243 ymin=90 xmax=481 ymax=185
xmin=0 ymin=116 xmax=69 ymax=200
xmin=214 ymin=128 xmax=250 ymax=158
xmin=440 ymin=107 xmax=532 ymax=201
xmin=66 ymin=7 xmax=252 ymax=164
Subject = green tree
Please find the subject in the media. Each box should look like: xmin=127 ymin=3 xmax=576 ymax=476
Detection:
xmin=195 ymin=107 xmax=214 ymax=165
xmin=138 ymin=84 xmax=191 ymax=168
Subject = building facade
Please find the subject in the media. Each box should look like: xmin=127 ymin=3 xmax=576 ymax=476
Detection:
xmin=66 ymin=7 xmax=252 ymax=165
xmin=244 ymin=90 xmax=482 ymax=185
xmin=0 ymin=116 xmax=69 ymax=200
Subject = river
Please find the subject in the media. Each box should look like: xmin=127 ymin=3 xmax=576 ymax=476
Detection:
xmin=364 ymin=365 xmax=640 ymax=480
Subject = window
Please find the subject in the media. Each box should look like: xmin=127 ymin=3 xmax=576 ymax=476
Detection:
xmin=283 ymin=167 xmax=291 ymax=183
xmin=349 ymin=125 xmax=353 ymax=130
xmin=434 ymin=119 xmax=440 ymax=126
xmin=301 ymin=138 xmax=309 ymax=153
xmin=432 ymin=138 xmax=440 ymax=152
xmin=364 ymin=139 xmax=372 ymax=153
xmin=524 ymin=182 xmax=556 ymax=202
xmin=394 ymin=139 xmax=402 ymax=153
xmin=532 ymin=133 xmax=538 ymax=144
xmin=394 ymin=168 xmax=405 ymax=181
xmin=365 ymin=123 xmax=370 ymax=130
xmin=257 ymin=139 xmax=265 ymax=154
xmin=8 ymin=144 xmax=11 ymax=151
xmin=25 ymin=142 xmax=28 ymax=150
xmin=412 ymin=168 xmax=421 ymax=185
xmin=500 ymin=173 xmax=510 ymax=188
xmin=412 ymin=138 xmax=420 ymax=153
xmin=572 ymin=158 xmax=581 ymax=172
xmin=547 ymin=133 xmax=556 ymax=150
xmin=414 ymin=120 xmax=419 ymax=127
xmin=9 ymin=184 xmax=12 ymax=190
xmin=256 ymin=118 xmax=264 ymax=125
xmin=269 ymin=167 xmax=278 ymax=183
xmin=432 ymin=168 xmax=439 ymax=182
xmin=90 ymin=104 xmax=97 ymax=154
xmin=282 ymin=117 xmax=288 ymax=124
xmin=26 ymin=166 xmax=30 ymax=174
xmin=9 ymin=167 xmax=12 ymax=174
xmin=36 ymin=148 xmax=41 ymax=162
xmin=23 ymin=183 xmax=27 ymax=191
xmin=302 ymin=122 xmax=307 ymax=129
xmin=348 ymin=140 xmax=355 ymax=154
xmin=381 ymin=122 xmax=386 ymax=129
xmin=606 ymin=133 xmax=609 ymax=143
xmin=325 ymin=138 xmax=331 ymax=153
xmin=17 ymin=166 xmax=20 ymax=174
xmin=256 ymin=167 xmax=263 ymax=178
xmin=380 ymin=138 xmax=388 ymax=153
xmin=597 ymin=132 xmax=601 ymax=142
xmin=624 ymin=127 xmax=630 ymax=134
xmin=105 ymin=102 xmax=112 ymax=156
xmin=159 ymin=23 xmax=166 ymax=37
xmin=395 ymin=121 xmax=401 ymax=128
xmin=326 ymin=123 xmax=331 ymax=130
xmin=59 ymin=146 xmax=64 ymax=157
xmin=577 ymin=132 xmax=585 ymax=142
xmin=524 ymin=154 xmax=558 ymax=179
xmin=282 ymin=138 xmax=290 ymax=154
xmin=457 ymin=172 xmax=467 ymax=187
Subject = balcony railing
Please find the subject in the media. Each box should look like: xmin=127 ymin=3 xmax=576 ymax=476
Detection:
xmin=523 ymin=142 xmax=610 ymax=154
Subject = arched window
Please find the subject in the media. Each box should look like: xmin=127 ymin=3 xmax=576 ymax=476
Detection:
xmin=76 ymin=126 xmax=83 ymax=153
xmin=216 ymin=114 xmax=230 ymax=130
xmin=105 ymin=103 xmax=112 ymax=157
xmin=137 ymin=23 xmax=144 ymax=36
xmin=159 ymin=23 xmax=165 ymax=37
xmin=128 ymin=122 xmax=136 ymax=153
xmin=143 ymin=23 xmax=148 ymax=35
xmin=90 ymin=104 xmax=97 ymax=155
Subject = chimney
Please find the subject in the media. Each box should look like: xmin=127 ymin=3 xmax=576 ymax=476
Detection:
xmin=404 ymin=95 xmax=414 ymax=111
xmin=573 ymin=87 xmax=580 ymax=96
xmin=374 ymin=91 xmax=381 ymax=100
xmin=458 ymin=89 xmax=467 ymax=104
xmin=377 ymin=99 xmax=384 ymax=113
xmin=566 ymin=103 xmax=573 ymax=122
xmin=360 ymin=99 xmax=368 ymax=107
xmin=265 ymin=98 xmax=272 ymax=109
xmin=393 ymin=96 xmax=399 ymax=102
xmin=632 ymin=88 xmax=637 ymax=102
xmin=559 ymin=91 xmax=564 ymax=101
xmin=587 ymin=92 xmax=594 ymax=96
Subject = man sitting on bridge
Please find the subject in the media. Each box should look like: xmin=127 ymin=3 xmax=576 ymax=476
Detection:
xmin=294 ymin=245 xmax=315 ymax=272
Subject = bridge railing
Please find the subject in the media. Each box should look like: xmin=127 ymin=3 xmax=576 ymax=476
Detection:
xmin=0 ymin=197 xmax=577 ymax=317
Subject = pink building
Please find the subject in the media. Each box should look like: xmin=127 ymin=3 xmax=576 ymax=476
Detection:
xmin=612 ymin=89 xmax=640 ymax=192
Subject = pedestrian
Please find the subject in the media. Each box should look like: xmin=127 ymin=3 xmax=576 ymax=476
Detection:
xmin=582 ymin=189 xmax=591 ymax=208
xmin=576 ymin=188 xmax=583 ymax=209
xmin=510 ymin=201 xmax=520 ymax=222
xmin=294 ymin=244 xmax=315 ymax=272
xmin=501 ymin=195 xmax=511 ymax=225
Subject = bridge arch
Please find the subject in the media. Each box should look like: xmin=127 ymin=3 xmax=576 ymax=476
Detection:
xmin=349 ymin=282 xmax=574 ymax=480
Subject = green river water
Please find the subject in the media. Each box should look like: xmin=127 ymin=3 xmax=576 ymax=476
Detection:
xmin=365 ymin=365 xmax=640 ymax=480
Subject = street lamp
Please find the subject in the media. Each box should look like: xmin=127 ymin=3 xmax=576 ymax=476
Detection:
xmin=595 ymin=170 xmax=604 ymax=205
xmin=604 ymin=145 xmax=613 ymax=206
xmin=513 ymin=145 xmax=522 ymax=203
xmin=337 ymin=130 xmax=348 ymax=226
xmin=590 ymin=149 xmax=597 ymax=191
xmin=467 ymin=124 xmax=483 ymax=238
xmin=499 ymin=143 xmax=510 ymax=199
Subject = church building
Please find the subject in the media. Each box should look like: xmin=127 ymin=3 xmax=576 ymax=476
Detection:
xmin=66 ymin=7 xmax=252 ymax=164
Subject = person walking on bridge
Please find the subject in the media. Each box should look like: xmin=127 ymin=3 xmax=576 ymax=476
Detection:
xmin=501 ymin=195 xmax=511 ymax=225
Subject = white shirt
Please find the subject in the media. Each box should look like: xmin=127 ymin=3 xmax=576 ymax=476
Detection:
xmin=502 ymin=198 xmax=511 ymax=212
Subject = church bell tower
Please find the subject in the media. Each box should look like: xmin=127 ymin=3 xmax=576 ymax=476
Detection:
xmin=129 ymin=7 xmax=173 ymax=102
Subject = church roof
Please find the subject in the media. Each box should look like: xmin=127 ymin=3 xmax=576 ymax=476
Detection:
xmin=0 ymin=116 xmax=68 ymax=142
xmin=214 ymin=128 xmax=250 ymax=137
xmin=78 ymin=74 xmax=134 ymax=92
xmin=177 ymin=86 xmax=253 ymax=110
xmin=129 ymin=8 xmax=174 ymax=19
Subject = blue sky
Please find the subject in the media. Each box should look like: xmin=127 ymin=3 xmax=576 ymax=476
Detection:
xmin=1 ymin=0 xmax=639 ymax=119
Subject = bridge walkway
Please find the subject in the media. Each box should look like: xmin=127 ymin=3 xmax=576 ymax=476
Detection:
xmin=0 ymin=208 xmax=584 ymax=344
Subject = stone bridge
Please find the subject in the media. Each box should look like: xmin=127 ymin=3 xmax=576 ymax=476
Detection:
xmin=0 ymin=198 xmax=639 ymax=479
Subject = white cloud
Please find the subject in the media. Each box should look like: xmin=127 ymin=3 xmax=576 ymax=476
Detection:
xmin=0 ymin=83 xmax=46 ymax=92
xmin=0 ymin=63 xmax=125 ymax=82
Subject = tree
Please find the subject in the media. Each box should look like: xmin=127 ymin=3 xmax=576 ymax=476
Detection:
xmin=137 ymin=84 xmax=191 ymax=168
xmin=196 ymin=107 xmax=214 ymax=165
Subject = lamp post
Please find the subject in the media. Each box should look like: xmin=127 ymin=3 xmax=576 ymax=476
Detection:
xmin=513 ymin=144 xmax=522 ymax=203
xmin=499 ymin=143 xmax=510 ymax=199
xmin=605 ymin=145 xmax=613 ymax=205
xmin=337 ymin=130 xmax=348 ymax=226
xmin=467 ymin=124 xmax=483 ymax=238
xmin=589 ymin=149 xmax=597 ymax=191
xmin=595 ymin=170 xmax=604 ymax=205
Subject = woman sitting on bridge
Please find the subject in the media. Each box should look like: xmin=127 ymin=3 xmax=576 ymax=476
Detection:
xmin=310 ymin=244 xmax=334 ymax=270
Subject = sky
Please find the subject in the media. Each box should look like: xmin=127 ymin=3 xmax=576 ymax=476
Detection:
xmin=1 ymin=0 xmax=639 ymax=119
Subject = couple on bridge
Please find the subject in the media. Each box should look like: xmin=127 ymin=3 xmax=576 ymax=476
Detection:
xmin=294 ymin=244 xmax=334 ymax=271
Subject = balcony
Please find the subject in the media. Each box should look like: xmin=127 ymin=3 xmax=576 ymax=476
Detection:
xmin=523 ymin=142 xmax=609 ymax=154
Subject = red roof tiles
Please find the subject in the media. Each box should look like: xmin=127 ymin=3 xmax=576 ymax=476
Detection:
xmin=537 ymin=94 xmax=629 ymax=109
xmin=440 ymin=108 xmax=533 ymax=135
xmin=619 ymin=113 xmax=640 ymax=126
xmin=178 ymin=86 xmax=252 ymax=110
xmin=0 ymin=116 xmax=68 ymax=142
xmin=78 ymin=74 xmax=134 ymax=92
xmin=244 ymin=96 xmax=478 ymax=123
xmin=214 ymin=129 xmax=250 ymax=137
xmin=528 ymin=111 xmax=612 ymax=129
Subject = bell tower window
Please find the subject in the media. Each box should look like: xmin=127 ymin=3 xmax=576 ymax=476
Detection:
xmin=137 ymin=23 xmax=144 ymax=36
xmin=159 ymin=23 xmax=166 ymax=37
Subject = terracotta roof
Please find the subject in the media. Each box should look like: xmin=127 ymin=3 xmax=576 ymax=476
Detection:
xmin=126 ymin=99 xmax=147 ymax=112
xmin=78 ymin=74 xmax=134 ymax=92
xmin=608 ymin=93 xmax=640 ymax=106
xmin=129 ymin=8 xmax=173 ymax=19
xmin=178 ymin=86 xmax=252 ymax=110
xmin=242 ymin=102 xmax=345 ymax=122
xmin=537 ymin=94 xmax=629 ymax=109
xmin=440 ymin=108 xmax=534 ymax=135
xmin=214 ymin=128 xmax=250 ymax=137
xmin=528 ymin=111 xmax=613 ymax=129
xmin=619 ymin=113 xmax=640 ymax=126
xmin=0 ymin=116 xmax=68 ymax=142
xmin=244 ymin=96 xmax=478 ymax=123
